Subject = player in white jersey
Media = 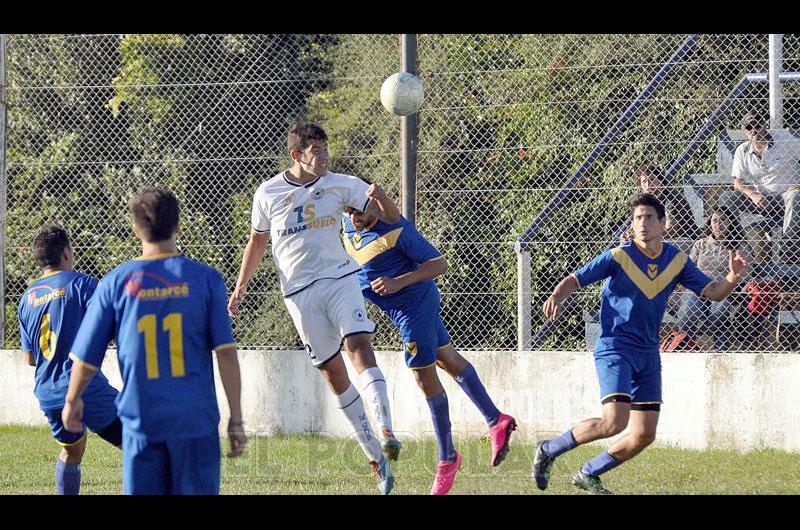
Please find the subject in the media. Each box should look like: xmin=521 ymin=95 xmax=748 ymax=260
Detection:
xmin=228 ymin=123 xmax=401 ymax=494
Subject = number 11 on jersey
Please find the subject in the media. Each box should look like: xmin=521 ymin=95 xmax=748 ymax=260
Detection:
xmin=137 ymin=313 xmax=185 ymax=379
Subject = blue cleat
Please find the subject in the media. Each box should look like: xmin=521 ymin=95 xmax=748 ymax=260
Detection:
xmin=532 ymin=440 xmax=556 ymax=490
xmin=372 ymin=456 xmax=394 ymax=495
xmin=571 ymin=470 xmax=612 ymax=495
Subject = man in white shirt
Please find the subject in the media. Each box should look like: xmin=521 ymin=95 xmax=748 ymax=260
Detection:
xmin=228 ymin=123 xmax=401 ymax=494
xmin=719 ymin=112 xmax=800 ymax=264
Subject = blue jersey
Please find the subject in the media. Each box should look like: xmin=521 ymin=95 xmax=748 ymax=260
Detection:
xmin=574 ymin=241 xmax=713 ymax=353
xmin=70 ymin=253 xmax=236 ymax=442
xmin=18 ymin=270 xmax=114 ymax=410
xmin=341 ymin=215 xmax=442 ymax=310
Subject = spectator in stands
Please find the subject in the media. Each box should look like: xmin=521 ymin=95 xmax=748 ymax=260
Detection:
xmin=677 ymin=207 xmax=752 ymax=349
xmin=622 ymin=165 xmax=699 ymax=243
xmin=719 ymin=111 xmax=800 ymax=264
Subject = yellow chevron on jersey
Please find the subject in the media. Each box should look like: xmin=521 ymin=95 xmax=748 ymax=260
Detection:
xmin=342 ymin=227 xmax=404 ymax=266
xmin=611 ymin=247 xmax=687 ymax=300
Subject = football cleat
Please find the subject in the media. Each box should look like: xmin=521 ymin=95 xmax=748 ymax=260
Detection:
xmin=571 ymin=470 xmax=612 ymax=495
xmin=371 ymin=456 xmax=394 ymax=495
xmin=489 ymin=413 xmax=517 ymax=467
xmin=531 ymin=440 xmax=556 ymax=490
xmin=430 ymin=452 xmax=462 ymax=495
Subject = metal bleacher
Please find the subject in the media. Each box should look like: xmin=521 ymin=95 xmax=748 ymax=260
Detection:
xmin=586 ymin=129 xmax=800 ymax=351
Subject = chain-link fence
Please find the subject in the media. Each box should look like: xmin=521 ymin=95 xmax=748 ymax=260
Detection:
xmin=3 ymin=34 xmax=800 ymax=353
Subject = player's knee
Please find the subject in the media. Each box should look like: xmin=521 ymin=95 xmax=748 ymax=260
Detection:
xmin=344 ymin=335 xmax=375 ymax=362
xmin=435 ymin=346 xmax=466 ymax=375
xmin=633 ymin=429 xmax=657 ymax=448
xmin=413 ymin=366 xmax=443 ymax=397
xmin=61 ymin=441 xmax=86 ymax=464
xmin=317 ymin=354 xmax=351 ymax=393
xmin=600 ymin=418 xmax=627 ymax=437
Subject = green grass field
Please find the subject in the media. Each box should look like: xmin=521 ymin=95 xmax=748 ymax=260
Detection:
xmin=1 ymin=425 xmax=798 ymax=494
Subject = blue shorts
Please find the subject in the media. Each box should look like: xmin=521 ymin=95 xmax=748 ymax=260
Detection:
xmin=386 ymin=286 xmax=451 ymax=369
xmin=43 ymin=382 xmax=119 ymax=446
xmin=594 ymin=349 xmax=662 ymax=408
xmin=123 ymin=429 xmax=221 ymax=495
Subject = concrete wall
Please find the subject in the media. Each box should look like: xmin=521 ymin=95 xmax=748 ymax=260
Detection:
xmin=2 ymin=349 xmax=798 ymax=452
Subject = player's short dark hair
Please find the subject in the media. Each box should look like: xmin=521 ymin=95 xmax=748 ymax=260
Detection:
xmin=629 ymin=193 xmax=666 ymax=220
xmin=31 ymin=225 xmax=70 ymax=269
xmin=129 ymin=186 xmax=180 ymax=243
xmin=287 ymin=123 xmax=328 ymax=153
xmin=632 ymin=164 xmax=663 ymax=185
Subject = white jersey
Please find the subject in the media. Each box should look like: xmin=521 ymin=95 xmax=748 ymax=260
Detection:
xmin=251 ymin=170 xmax=372 ymax=297
xmin=732 ymin=134 xmax=800 ymax=194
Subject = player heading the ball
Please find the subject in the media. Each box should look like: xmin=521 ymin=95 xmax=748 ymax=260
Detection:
xmin=63 ymin=187 xmax=246 ymax=495
xmin=229 ymin=122 xmax=401 ymax=494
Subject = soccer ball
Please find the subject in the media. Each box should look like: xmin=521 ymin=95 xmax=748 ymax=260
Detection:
xmin=380 ymin=72 xmax=424 ymax=116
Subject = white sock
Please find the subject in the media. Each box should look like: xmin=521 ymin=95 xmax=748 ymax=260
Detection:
xmin=335 ymin=384 xmax=383 ymax=463
xmin=358 ymin=366 xmax=393 ymax=435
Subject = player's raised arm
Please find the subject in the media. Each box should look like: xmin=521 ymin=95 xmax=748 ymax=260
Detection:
xmin=543 ymin=275 xmax=581 ymax=321
xmin=365 ymin=183 xmax=401 ymax=223
xmin=699 ymin=250 xmax=749 ymax=302
xmin=229 ymin=229 xmax=270 ymax=319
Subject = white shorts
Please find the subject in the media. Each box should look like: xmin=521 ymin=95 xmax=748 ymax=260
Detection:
xmin=284 ymin=273 xmax=375 ymax=367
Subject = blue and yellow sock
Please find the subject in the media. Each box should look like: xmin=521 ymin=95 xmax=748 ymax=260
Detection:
xmin=542 ymin=429 xmax=578 ymax=458
xmin=427 ymin=391 xmax=457 ymax=463
xmin=55 ymin=458 xmax=81 ymax=495
xmin=454 ymin=363 xmax=501 ymax=426
xmin=581 ymin=450 xmax=622 ymax=476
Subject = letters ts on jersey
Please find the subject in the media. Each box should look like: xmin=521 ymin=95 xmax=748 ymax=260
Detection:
xmin=69 ymin=254 xmax=236 ymax=442
xmin=251 ymin=171 xmax=373 ymax=297
xmin=573 ymin=241 xmax=713 ymax=353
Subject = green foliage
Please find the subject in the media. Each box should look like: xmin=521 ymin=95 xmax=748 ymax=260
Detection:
xmin=3 ymin=34 xmax=780 ymax=350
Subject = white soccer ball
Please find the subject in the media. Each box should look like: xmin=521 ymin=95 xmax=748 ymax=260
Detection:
xmin=380 ymin=72 xmax=424 ymax=116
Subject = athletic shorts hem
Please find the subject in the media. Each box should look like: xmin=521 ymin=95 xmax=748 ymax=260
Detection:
xmin=342 ymin=323 xmax=377 ymax=340
xmin=631 ymin=402 xmax=662 ymax=411
xmin=57 ymin=431 xmax=87 ymax=447
xmin=600 ymin=393 xmax=632 ymax=404
xmin=409 ymin=361 xmax=438 ymax=371
xmin=312 ymin=350 xmax=341 ymax=369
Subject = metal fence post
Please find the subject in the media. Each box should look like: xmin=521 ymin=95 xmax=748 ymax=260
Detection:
xmin=0 ymin=35 xmax=7 ymax=346
xmin=400 ymin=34 xmax=418 ymax=226
xmin=517 ymin=248 xmax=532 ymax=351
xmin=769 ymin=34 xmax=783 ymax=129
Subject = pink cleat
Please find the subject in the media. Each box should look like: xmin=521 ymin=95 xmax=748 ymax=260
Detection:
xmin=430 ymin=452 xmax=462 ymax=495
xmin=489 ymin=413 xmax=517 ymax=467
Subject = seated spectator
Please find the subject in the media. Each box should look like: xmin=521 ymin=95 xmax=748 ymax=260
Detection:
xmin=718 ymin=111 xmax=800 ymax=264
xmin=677 ymin=207 xmax=753 ymax=350
xmin=622 ymin=164 xmax=699 ymax=243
